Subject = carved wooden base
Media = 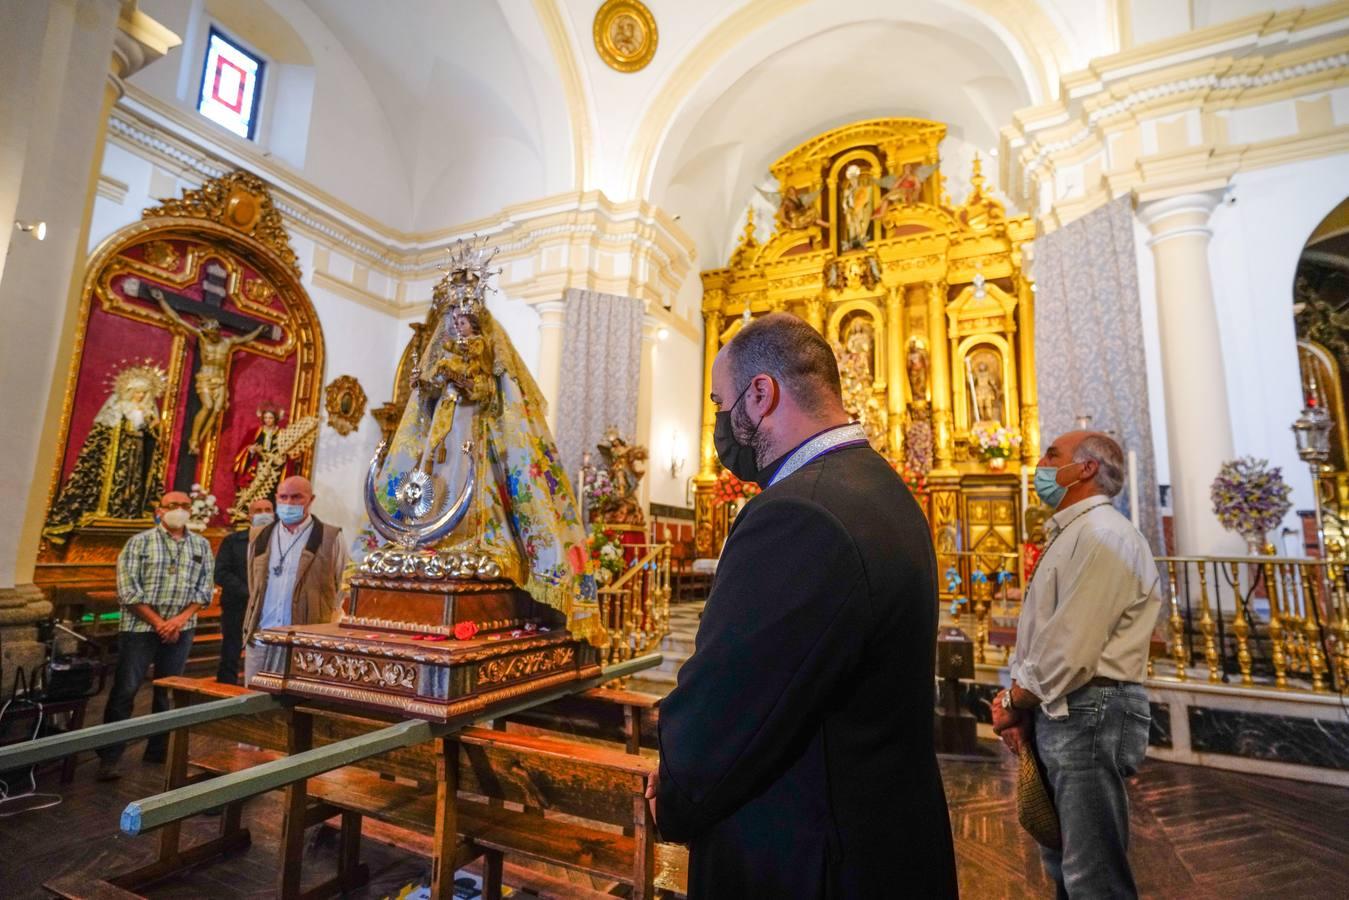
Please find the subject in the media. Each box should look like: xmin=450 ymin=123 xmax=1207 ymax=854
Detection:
xmin=251 ymin=578 xmax=600 ymax=722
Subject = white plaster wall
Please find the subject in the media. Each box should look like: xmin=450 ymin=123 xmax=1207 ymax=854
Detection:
xmin=648 ymin=327 xmax=704 ymax=510
xmin=1206 ymin=153 xmax=1349 ymax=531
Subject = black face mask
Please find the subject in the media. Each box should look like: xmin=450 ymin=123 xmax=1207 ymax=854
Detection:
xmin=713 ymin=380 xmax=765 ymax=484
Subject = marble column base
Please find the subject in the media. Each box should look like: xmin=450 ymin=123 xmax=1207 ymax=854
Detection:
xmin=0 ymin=584 xmax=52 ymax=700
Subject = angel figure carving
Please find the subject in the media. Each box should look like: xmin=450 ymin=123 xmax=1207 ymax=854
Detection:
xmin=875 ymin=163 xmax=936 ymax=219
xmin=755 ymin=183 xmax=823 ymax=232
xmin=596 ymin=428 xmax=649 ymax=525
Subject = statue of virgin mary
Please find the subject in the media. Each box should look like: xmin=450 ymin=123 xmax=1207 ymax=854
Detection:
xmin=354 ymin=239 xmax=602 ymax=645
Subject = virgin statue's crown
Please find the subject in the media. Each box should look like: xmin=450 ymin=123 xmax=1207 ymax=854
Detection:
xmin=433 ymin=235 xmax=501 ymax=316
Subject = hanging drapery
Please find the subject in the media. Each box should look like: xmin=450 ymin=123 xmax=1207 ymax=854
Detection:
xmin=1034 ymin=196 xmax=1163 ymax=552
xmin=555 ymin=288 xmax=644 ymax=481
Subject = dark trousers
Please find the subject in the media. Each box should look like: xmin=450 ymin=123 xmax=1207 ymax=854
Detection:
xmin=216 ymin=594 xmax=246 ymax=685
xmin=98 ymin=629 xmax=195 ymax=764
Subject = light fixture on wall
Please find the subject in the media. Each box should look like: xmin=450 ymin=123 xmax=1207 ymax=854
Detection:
xmin=15 ymin=220 xmax=46 ymax=241
xmin=1292 ymin=394 xmax=1332 ymax=555
xmin=657 ymin=326 xmax=669 ymax=342
xmin=669 ymin=429 xmax=687 ymax=480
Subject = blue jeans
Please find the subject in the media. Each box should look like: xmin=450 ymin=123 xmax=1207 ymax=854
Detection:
xmin=1034 ymin=682 xmax=1150 ymax=900
xmin=97 ymin=629 xmax=195 ymax=764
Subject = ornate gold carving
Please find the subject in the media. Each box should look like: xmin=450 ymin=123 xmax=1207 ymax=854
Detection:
xmin=294 ymin=650 xmax=418 ymax=691
xmin=324 ymin=375 xmax=367 ymax=436
xmin=143 ymin=170 xmax=301 ymax=276
xmin=142 ymin=240 xmax=181 ymax=271
xmin=593 ymin=0 xmax=657 ymax=73
xmin=478 ymin=646 xmax=576 ymax=685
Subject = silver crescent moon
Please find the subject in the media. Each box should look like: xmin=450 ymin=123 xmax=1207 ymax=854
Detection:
xmin=364 ymin=439 xmax=475 ymax=549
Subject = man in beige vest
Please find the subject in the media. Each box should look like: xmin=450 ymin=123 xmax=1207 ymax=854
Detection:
xmin=242 ymin=475 xmax=348 ymax=684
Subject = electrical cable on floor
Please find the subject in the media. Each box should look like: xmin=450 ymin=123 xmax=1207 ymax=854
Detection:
xmin=0 ymin=666 xmax=63 ymax=817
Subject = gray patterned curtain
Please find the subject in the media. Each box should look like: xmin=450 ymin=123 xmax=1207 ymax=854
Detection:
xmin=1034 ymin=197 xmax=1163 ymax=552
xmin=555 ymin=288 xmax=644 ymax=480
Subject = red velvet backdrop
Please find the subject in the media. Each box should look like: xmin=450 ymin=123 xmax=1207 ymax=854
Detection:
xmin=59 ymin=237 xmax=298 ymax=525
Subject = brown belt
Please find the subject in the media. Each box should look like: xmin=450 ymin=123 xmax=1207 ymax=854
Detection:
xmin=1087 ymin=676 xmax=1139 ymax=688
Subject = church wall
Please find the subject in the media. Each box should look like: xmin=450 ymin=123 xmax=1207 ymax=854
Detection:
xmin=647 ymin=327 xmax=704 ymax=512
xmin=1205 ymin=151 xmax=1349 ymax=532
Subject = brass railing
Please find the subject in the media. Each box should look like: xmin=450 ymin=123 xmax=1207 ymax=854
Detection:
xmin=596 ymin=542 xmax=673 ymax=666
xmin=1153 ymin=555 xmax=1349 ymax=694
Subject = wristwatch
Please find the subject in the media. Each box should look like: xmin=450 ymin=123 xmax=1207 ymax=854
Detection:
xmin=1000 ymin=689 xmax=1014 ymax=711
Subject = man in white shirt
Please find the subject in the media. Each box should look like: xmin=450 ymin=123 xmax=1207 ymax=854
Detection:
xmin=241 ymin=476 xmax=348 ymax=684
xmin=992 ymin=431 xmax=1160 ymax=899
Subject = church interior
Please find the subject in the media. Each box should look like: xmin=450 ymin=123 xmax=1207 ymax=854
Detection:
xmin=2 ymin=0 xmax=1349 ymax=897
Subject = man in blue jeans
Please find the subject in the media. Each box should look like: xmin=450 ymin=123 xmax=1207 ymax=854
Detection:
xmin=96 ymin=491 xmax=214 ymax=781
xmin=992 ymin=431 xmax=1161 ymax=898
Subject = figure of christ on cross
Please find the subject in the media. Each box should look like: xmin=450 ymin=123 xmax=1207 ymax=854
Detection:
xmin=154 ymin=293 xmax=269 ymax=454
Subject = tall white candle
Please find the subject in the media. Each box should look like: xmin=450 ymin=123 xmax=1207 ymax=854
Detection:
xmin=1128 ymin=450 xmax=1139 ymax=528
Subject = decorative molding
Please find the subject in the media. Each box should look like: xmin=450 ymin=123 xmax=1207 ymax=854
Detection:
xmin=96 ymin=175 xmax=128 ymax=205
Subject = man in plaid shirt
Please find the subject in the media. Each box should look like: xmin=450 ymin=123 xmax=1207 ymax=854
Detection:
xmin=96 ymin=490 xmax=214 ymax=781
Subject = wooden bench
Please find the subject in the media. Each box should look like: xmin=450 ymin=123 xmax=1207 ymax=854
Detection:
xmin=71 ymin=677 xmax=687 ymax=899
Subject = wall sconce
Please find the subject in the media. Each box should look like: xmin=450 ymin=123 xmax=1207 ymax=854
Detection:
xmin=15 ymin=220 xmax=46 ymax=241
xmin=669 ymin=429 xmax=687 ymax=480
xmin=656 ymin=326 xmax=669 ymax=342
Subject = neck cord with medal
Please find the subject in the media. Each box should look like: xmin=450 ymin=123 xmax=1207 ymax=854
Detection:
xmin=158 ymin=527 xmax=188 ymax=577
xmin=272 ymin=518 xmax=311 ymax=577
xmin=767 ymin=423 xmax=870 ymax=488
xmin=1024 ymin=496 xmax=1112 ymax=591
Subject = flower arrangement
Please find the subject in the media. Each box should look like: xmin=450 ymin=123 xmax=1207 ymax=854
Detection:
xmin=713 ymin=468 xmax=761 ymax=508
xmin=1211 ymin=457 xmax=1292 ymax=548
xmin=969 ymin=422 xmax=1022 ymax=461
xmin=889 ymin=459 xmax=928 ymax=498
xmin=588 ymin=529 xmax=628 ymax=586
xmin=187 ymin=483 xmax=218 ymax=531
xmin=582 ymin=464 xmax=620 ymax=515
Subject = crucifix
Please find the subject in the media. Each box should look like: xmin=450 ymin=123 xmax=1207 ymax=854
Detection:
xmin=122 ymin=263 xmax=281 ymax=455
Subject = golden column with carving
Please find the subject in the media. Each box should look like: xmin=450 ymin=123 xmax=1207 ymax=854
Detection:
xmin=1017 ymin=275 xmax=1040 ymax=464
xmin=886 ymin=285 xmax=905 ymax=455
xmin=805 ymin=296 xmax=825 ymax=334
xmin=927 ymin=280 xmax=956 ymax=474
xmin=694 ymin=309 xmax=722 ymax=556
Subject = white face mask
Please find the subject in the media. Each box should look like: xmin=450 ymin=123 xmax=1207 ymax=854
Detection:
xmin=161 ymin=509 xmax=190 ymax=530
xmin=251 ymin=512 xmax=275 ymax=527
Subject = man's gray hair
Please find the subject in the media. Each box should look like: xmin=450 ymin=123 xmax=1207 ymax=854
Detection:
xmin=1074 ymin=433 xmax=1125 ymax=498
xmin=726 ymin=312 xmax=842 ymax=413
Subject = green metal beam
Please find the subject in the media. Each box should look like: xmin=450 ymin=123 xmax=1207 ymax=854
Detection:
xmin=121 ymin=652 xmax=662 ymax=834
xmin=0 ymin=691 xmax=288 ymax=772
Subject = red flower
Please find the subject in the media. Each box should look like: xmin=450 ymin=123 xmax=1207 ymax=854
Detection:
xmin=453 ymin=621 xmax=480 ymax=641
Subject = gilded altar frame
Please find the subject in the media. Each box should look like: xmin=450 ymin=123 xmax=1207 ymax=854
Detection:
xmin=694 ymin=119 xmax=1038 ymax=569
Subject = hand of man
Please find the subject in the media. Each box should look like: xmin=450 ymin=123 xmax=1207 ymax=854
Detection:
xmin=644 ymin=767 xmax=659 ymax=829
xmin=156 ymin=619 xmax=179 ymax=643
xmin=990 ymin=690 xmax=1024 ymax=735
xmin=1000 ymin=722 xmax=1030 ymax=755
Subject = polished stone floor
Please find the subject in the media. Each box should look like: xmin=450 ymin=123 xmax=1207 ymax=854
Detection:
xmin=4 ymin=728 xmax=1348 ymax=899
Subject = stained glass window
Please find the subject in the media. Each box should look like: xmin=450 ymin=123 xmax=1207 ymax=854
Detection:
xmin=197 ymin=28 xmax=264 ymax=140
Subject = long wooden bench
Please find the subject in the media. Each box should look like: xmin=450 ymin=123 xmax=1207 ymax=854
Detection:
xmin=118 ymin=677 xmax=686 ymax=899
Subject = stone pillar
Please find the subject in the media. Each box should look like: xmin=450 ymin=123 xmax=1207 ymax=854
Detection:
xmin=0 ymin=2 xmax=177 ymax=695
xmin=534 ymin=299 xmax=566 ymax=431
xmin=1137 ymin=192 xmax=1243 ymax=555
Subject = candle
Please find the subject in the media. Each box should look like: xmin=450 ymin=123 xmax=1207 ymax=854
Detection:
xmin=1020 ymin=466 xmax=1029 ymax=541
xmin=1128 ymin=450 xmax=1139 ymax=528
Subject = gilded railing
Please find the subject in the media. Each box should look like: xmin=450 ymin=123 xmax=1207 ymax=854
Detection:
xmin=596 ymin=542 xmax=673 ymax=666
xmin=1152 ymin=555 xmax=1349 ymax=694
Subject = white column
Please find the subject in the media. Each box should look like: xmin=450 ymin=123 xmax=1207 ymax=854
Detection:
xmin=1137 ymin=191 xmax=1243 ymax=555
xmin=534 ymin=299 xmax=566 ymax=431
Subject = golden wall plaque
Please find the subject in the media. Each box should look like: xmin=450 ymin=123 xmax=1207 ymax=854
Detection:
xmin=594 ymin=0 xmax=657 ymax=73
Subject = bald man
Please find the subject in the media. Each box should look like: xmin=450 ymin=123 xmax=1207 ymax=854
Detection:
xmin=98 ymin=491 xmax=214 ymax=780
xmin=992 ymin=431 xmax=1161 ymax=898
xmin=241 ymin=476 xmax=349 ymax=684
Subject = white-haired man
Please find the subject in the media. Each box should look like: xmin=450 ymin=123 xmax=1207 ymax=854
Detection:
xmin=992 ymin=430 xmax=1161 ymax=899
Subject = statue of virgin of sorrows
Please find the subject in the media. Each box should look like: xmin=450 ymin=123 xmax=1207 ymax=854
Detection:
xmin=354 ymin=239 xmax=602 ymax=644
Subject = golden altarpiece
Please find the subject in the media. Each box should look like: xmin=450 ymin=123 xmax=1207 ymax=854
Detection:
xmin=35 ymin=172 xmax=324 ymax=609
xmin=694 ymin=119 xmax=1038 ymax=592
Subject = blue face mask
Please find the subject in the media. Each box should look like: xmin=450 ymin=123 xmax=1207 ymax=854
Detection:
xmin=276 ymin=503 xmax=306 ymax=525
xmin=1033 ymin=464 xmax=1080 ymax=509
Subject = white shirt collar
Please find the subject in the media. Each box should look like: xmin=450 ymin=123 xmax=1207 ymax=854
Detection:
xmin=1045 ymin=496 xmax=1113 ymax=539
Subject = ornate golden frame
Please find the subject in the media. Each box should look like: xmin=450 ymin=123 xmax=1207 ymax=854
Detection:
xmin=324 ymin=375 xmax=367 ymax=437
xmin=45 ymin=180 xmax=324 ymax=526
xmin=593 ymin=0 xmax=657 ymax=73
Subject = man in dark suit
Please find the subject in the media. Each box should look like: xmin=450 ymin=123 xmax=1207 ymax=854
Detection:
xmin=213 ymin=499 xmax=273 ymax=684
xmin=651 ymin=312 xmax=957 ymax=898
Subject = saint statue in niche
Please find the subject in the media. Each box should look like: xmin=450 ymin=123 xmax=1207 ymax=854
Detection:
xmin=840 ymin=163 xmax=878 ymax=250
xmin=233 ymin=404 xmax=293 ymax=490
xmin=156 ymin=293 xmax=270 ymax=454
xmin=358 ymin=239 xmax=597 ymax=640
xmin=833 ymin=318 xmax=888 ymax=452
xmin=43 ymin=362 xmax=167 ymax=543
xmin=966 ymin=348 xmax=1004 ymax=424
xmin=907 ymin=338 xmax=929 ymax=403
